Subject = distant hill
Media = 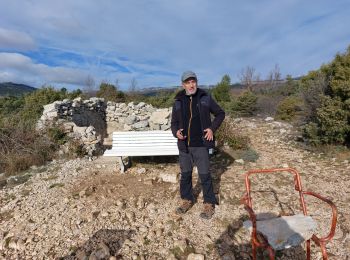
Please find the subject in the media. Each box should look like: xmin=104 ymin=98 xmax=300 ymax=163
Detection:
xmin=136 ymin=84 xmax=237 ymax=96
xmin=0 ymin=82 xmax=36 ymax=97
xmin=136 ymin=86 xmax=179 ymax=97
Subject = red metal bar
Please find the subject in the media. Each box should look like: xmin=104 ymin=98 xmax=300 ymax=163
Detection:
xmin=320 ymin=242 xmax=329 ymax=260
xmin=244 ymin=168 xmax=308 ymax=214
xmin=303 ymin=191 xmax=338 ymax=242
xmin=306 ymin=239 xmax=311 ymax=260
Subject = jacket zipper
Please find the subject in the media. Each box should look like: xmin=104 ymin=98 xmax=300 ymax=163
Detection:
xmin=197 ymin=95 xmax=204 ymax=139
xmin=187 ymin=96 xmax=192 ymax=146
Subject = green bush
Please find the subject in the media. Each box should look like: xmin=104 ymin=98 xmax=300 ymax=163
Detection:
xmin=276 ymin=96 xmax=303 ymax=121
xmin=302 ymin=46 xmax=350 ymax=145
xmin=302 ymin=122 xmax=321 ymax=146
xmin=212 ymin=75 xmax=231 ymax=104
xmin=20 ymin=87 xmax=78 ymax=123
xmin=253 ymin=76 xmax=302 ymax=117
xmin=0 ymin=96 xmax=25 ymax=117
xmin=146 ymin=90 xmax=178 ymax=108
xmin=301 ymin=72 xmax=327 ymax=121
xmin=273 ymin=76 xmax=300 ymax=96
xmin=314 ymin=96 xmax=349 ymax=144
xmin=96 ymin=83 xmax=125 ymax=102
xmin=229 ymin=91 xmax=258 ymax=117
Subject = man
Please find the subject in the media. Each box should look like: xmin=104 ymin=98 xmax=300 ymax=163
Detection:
xmin=171 ymin=71 xmax=225 ymax=219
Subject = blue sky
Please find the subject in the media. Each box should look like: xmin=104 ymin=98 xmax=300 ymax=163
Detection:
xmin=0 ymin=0 xmax=349 ymax=91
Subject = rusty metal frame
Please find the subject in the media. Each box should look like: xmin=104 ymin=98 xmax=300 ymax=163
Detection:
xmin=240 ymin=168 xmax=337 ymax=260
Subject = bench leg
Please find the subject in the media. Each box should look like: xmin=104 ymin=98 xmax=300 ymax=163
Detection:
xmin=117 ymin=157 xmax=125 ymax=173
xmin=127 ymin=156 xmax=131 ymax=168
xmin=117 ymin=156 xmax=131 ymax=173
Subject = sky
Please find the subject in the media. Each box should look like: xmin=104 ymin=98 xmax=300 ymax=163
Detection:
xmin=0 ymin=0 xmax=350 ymax=91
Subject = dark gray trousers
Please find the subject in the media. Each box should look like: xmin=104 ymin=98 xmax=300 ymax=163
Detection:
xmin=179 ymin=147 xmax=217 ymax=205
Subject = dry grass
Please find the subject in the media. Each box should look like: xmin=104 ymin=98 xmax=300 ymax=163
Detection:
xmin=0 ymin=122 xmax=58 ymax=176
xmin=216 ymin=118 xmax=250 ymax=150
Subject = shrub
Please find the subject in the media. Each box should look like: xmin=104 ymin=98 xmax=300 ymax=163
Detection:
xmin=314 ymin=96 xmax=349 ymax=144
xmin=301 ymin=72 xmax=328 ymax=121
xmin=0 ymin=96 xmax=25 ymax=117
xmin=147 ymin=90 xmax=178 ymax=108
xmin=96 ymin=83 xmax=125 ymax=102
xmin=276 ymin=96 xmax=303 ymax=121
xmin=274 ymin=76 xmax=300 ymax=96
xmin=302 ymin=46 xmax=350 ymax=145
xmin=67 ymin=140 xmax=86 ymax=158
xmin=212 ymin=75 xmax=231 ymax=104
xmin=216 ymin=118 xmax=250 ymax=150
xmin=302 ymin=122 xmax=321 ymax=146
xmin=229 ymin=91 xmax=258 ymax=117
xmin=0 ymin=87 xmax=84 ymax=176
xmin=0 ymin=121 xmax=58 ymax=176
xmin=20 ymin=87 xmax=75 ymax=123
xmin=47 ymin=127 xmax=67 ymax=145
xmin=255 ymin=94 xmax=283 ymax=117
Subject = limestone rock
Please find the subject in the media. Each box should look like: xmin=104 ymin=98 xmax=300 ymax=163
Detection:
xmin=187 ymin=253 xmax=205 ymax=260
xmin=149 ymin=110 xmax=171 ymax=125
xmin=159 ymin=172 xmax=178 ymax=183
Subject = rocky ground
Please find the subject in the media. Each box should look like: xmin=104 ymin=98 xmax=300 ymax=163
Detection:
xmin=0 ymin=117 xmax=349 ymax=260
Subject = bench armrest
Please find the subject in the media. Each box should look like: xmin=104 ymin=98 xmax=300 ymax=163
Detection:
xmin=302 ymin=191 xmax=337 ymax=243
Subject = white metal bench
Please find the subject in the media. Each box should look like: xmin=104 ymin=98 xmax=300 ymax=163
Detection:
xmin=103 ymin=130 xmax=179 ymax=173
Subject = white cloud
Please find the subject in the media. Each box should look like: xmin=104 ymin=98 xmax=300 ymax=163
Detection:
xmin=0 ymin=52 xmax=88 ymax=88
xmin=0 ymin=28 xmax=36 ymax=51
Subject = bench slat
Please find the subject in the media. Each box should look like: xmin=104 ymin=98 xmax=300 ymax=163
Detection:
xmin=104 ymin=149 xmax=179 ymax=156
xmin=113 ymin=137 xmax=176 ymax=141
xmin=112 ymin=133 xmax=174 ymax=137
xmin=104 ymin=130 xmax=180 ymax=172
xmin=113 ymin=140 xmax=176 ymax=144
xmin=112 ymin=144 xmax=177 ymax=148
xmin=113 ymin=131 xmax=173 ymax=134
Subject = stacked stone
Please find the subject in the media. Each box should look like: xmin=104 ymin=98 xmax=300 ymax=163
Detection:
xmin=105 ymin=101 xmax=172 ymax=131
xmin=37 ymin=97 xmax=106 ymax=130
xmin=37 ymin=97 xmax=106 ymax=156
xmin=37 ymin=98 xmax=173 ymax=155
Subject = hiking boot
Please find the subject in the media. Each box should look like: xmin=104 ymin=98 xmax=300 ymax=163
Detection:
xmin=176 ymin=199 xmax=193 ymax=214
xmin=200 ymin=203 xmax=215 ymax=219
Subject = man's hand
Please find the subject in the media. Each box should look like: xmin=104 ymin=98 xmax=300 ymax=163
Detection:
xmin=204 ymin=128 xmax=213 ymax=141
xmin=176 ymin=129 xmax=186 ymax=140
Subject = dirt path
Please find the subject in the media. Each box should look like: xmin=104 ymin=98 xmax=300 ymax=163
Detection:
xmin=0 ymin=117 xmax=349 ymax=259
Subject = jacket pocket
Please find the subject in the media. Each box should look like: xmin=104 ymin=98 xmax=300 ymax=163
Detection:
xmin=202 ymin=137 xmax=215 ymax=149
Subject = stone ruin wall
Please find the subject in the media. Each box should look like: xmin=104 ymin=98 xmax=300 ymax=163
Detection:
xmin=37 ymin=97 xmax=172 ymax=156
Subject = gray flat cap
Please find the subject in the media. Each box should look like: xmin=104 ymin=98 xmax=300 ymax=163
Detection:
xmin=181 ymin=71 xmax=197 ymax=82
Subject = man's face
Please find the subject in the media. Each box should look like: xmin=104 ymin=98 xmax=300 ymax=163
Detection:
xmin=182 ymin=78 xmax=198 ymax=95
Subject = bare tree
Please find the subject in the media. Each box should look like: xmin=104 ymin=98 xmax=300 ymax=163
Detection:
xmin=115 ymin=78 xmax=120 ymax=91
xmin=84 ymin=75 xmax=96 ymax=97
xmin=129 ymin=77 xmax=137 ymax=94
xmin=267 ymin=64 xmax=281 ymax=89
xmin=238 ymin=66 xmax=260 ymax=91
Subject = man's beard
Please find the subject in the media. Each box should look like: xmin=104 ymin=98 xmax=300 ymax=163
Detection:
xmin=185 ymin=88 xmax=197 ymax=96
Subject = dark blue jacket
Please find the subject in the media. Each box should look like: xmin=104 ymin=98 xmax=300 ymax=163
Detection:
xmin=171 ymin=88 xmax=225 ymax=152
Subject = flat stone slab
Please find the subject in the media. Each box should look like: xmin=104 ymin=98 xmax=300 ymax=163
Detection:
xmin=243 ymin=214 xmax=317 ymax=250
